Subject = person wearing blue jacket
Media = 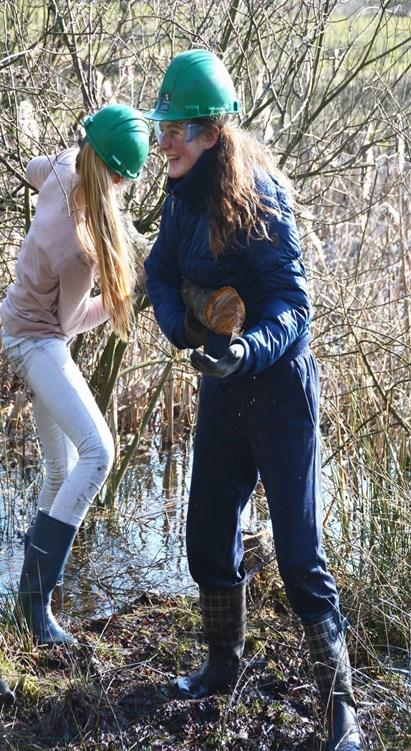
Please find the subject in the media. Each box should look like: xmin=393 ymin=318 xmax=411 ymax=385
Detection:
xmin=144 ymin=49 xmax=363 ymax=751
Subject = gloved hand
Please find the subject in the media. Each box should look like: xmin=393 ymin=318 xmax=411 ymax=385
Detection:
xmin=184 ymin=307 xmax=209 ymax=347
xmin=190 ymin=343 xmax=245 ymax=378
xmin=133 ymin=268 xmax=150 ymax=313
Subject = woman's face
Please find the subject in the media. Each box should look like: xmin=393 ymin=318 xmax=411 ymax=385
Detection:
xmin=155 ymin=121 xmax=218 ymax=179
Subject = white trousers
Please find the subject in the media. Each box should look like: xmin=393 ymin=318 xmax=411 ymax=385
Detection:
xmin=2 ymin=332 xmax=114 ymax=528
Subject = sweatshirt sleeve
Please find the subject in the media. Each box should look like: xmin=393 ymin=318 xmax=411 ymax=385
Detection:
xmin=26 ymin=155 xmax=56 ymax=190
xmin=57 ymin=255 xmax=109 ymax=337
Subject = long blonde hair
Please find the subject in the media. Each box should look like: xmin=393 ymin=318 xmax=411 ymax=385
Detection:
xmin=71 ymin=143 xmax=135 ymax=341
xmin=202 ymin=118 xmax=293 ymax=256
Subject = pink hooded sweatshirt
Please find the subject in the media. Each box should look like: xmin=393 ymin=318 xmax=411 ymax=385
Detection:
xmin=1 ymin=148 xmax=108 ymax=339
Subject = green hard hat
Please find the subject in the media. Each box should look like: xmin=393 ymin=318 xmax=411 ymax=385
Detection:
xmin=146 ymin=49 xmax=240 ymax=121
xmin=83 ymin=104 xmax=149 ymax=180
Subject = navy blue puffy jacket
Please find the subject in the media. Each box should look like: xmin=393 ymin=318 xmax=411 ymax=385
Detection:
xmin=144 ymin=148 xmax=311 ymax=377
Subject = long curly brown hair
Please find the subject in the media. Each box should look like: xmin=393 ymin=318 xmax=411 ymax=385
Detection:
xmin=201 ymin=117 xmax=293 ymax=256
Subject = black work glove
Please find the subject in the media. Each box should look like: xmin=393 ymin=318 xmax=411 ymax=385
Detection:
xmin=190 ymin=343 xmax=245 ymax=378
xmin=133 ymin=268 xmax=150 ymax=313
xmin=184 ymin=307 xmax=209 ymax=347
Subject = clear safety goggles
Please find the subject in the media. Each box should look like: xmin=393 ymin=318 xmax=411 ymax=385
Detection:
xmin=153 ymin=121 xmax=205 ymax=145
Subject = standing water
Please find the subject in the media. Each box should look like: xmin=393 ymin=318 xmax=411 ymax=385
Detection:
xmin=0 ymin=441 xmax=271 ymax=619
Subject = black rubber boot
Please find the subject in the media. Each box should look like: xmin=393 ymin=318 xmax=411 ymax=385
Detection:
xmin=24 ymin=521 xmax=64 ymax=587
xmin=176 ymin=583 xmax=246 ymax=699
xmin=17 ymin=511 xmax=77 ymax=645
xmin=0 ymin=678 xmax=15 ymax=705
xmin=304 ymin=613 xmax=364 ymax=751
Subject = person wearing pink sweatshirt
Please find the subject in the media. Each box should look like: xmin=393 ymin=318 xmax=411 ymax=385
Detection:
xmin=0 ymin=104 xmax=149 ymax=645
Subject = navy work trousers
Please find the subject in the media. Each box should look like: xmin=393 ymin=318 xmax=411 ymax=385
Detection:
xmin=186 ymin=347 xmax=340 ymax=623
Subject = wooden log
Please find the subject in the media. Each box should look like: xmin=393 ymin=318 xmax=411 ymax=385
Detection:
xmin=181 ymin=279 xmax=245 ymax=336
xmin=134 ymin=269 xmax=246 ymax=337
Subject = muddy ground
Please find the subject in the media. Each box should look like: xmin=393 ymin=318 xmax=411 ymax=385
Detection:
xmin=0 ymin=579 xmax=409 ymax=751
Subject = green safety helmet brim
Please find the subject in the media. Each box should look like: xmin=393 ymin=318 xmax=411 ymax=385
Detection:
xmin=145 ymin=49 xmax=240 ymax=122
xmin=83 ymin=104 xmax=150 ymax=181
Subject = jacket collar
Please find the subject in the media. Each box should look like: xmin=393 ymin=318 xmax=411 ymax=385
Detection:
xmin=166 ymin=148 xmax=216 ymax=212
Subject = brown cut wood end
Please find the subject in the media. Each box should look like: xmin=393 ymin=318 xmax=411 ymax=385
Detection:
xmin=205 ymin=286 xmax=246 ymax=335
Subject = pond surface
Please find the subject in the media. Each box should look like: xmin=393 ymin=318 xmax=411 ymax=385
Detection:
xmin=1 ymin=440 xmax=410 ymax=690
xmin=0 ymin=440 xmax=270 ymax=619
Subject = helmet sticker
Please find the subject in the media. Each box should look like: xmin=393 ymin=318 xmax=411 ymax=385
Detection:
xmin=158 ymin=93 xmax=171 ymax=113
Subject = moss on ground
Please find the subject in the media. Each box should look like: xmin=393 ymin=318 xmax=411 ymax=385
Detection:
xmin=0 ymin=587 xmax=409 ymax=750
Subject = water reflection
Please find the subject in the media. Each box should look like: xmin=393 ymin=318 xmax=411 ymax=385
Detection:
xmin=0 ymin=442 xmax=271 ymax=619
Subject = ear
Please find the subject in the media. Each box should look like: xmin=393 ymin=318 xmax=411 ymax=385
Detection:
xmin=112 ymin=174 xmax=123 ymax=185
xmin=202 ymin=124 xmax=220 ymax=150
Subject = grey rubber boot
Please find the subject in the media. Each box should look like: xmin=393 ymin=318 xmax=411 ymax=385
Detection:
xmin=17 ymin=511 xmax=77 ymax=645
xmin=176 ymin=583 xmax=246 ymax=699
xmin=24 ymin=521 xmax=64 ymax=587
xmin=304 ymin=613 xmax=364 ymax=751
xmin=0 ymin=678 xmax=15 ymax=705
